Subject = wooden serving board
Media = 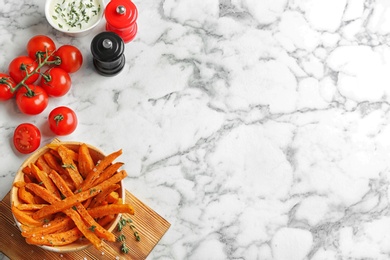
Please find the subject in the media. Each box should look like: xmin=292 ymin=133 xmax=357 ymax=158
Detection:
xmin=0 ymin=190 xmax=170 ymax=260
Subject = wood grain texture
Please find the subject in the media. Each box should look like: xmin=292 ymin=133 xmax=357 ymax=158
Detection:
xmin=0 ymin=190 xmax=170 ymax=260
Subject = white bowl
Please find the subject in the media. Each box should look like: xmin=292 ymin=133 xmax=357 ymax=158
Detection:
xmin=45 ymin=0 xmax=104 ymax=37
xmin=11 ymin=141 xmax=124 ymax=253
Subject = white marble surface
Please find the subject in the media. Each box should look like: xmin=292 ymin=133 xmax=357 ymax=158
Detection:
xmin=2 ymin=0 xmax=390 ymax=259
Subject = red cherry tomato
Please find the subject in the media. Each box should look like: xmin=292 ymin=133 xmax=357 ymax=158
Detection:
xmin=40 ymin=67 xmax=71 ymax=97
xmin=16 ymin=85 xmax=49 ymax=115
xmin=27 ymin=35 xmax=56 ymax=60
xmin=0 ymin=73 xmax=16 ymax=101
xmin=13 ymin=123 xmax=41 ymax=154
xmin=48 ymin=106 xmax=78 ymax=135
xmin=55 ymin=45 xmax=83 ymax=73
xmin=9 ymin=56 xmax=39 ymax=84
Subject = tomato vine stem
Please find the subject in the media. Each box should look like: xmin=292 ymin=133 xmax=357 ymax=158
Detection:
xmin=10 ymin=49 xmax=61 ymax=94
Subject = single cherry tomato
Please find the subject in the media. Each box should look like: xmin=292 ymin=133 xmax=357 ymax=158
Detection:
xmin=16 ymin=85 xmax=49 ymax=115
xmin=0 ymin=73 xmax=16 ymax=101
xmin=48 ymin=106 xmax=78 ymax=135
xmin=9 ymin=56 xmax=39 ymax=84
xmin=40 ymin=67 xmax=71 ymax=97
xmin=27 ymin=35 xmax=56 ymax=60
xmin=55 ymin=45 xmax=83 ymax=73
xmin=13 ymin=123 xmax=41 ymax=154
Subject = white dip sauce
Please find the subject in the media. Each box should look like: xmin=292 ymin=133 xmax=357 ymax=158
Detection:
xmin=50 ymin=0 xmax=101 ymax=31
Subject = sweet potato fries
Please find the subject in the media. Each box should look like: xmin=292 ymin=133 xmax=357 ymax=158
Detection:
xmin=11 ymin=143 xmax=134 ymax=250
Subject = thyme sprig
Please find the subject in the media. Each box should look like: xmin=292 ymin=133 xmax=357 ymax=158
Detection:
xmin=121 ymin=243 xmax=130 ymax=254
xmin=128 ymin=218 xmax=141 ymax=241
xmin=117 ymin=216 xmax=141 ymax=254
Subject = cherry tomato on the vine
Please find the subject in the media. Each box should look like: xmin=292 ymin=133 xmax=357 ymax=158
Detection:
xmin=48 ymin=106 xmax=78 ymax=135
xmin=13 ymin=123 xmax=41 ymax=154
xmin=40 ymin=67 xmax=71 ymax=97
xmin=55 ymin=45 xmax=83 ymax=73
xmin=0 ymin=73 xmax=16 ymax=101
xmin=27 ymin=35 xmax=56 ymax=60
xmin=9 ymin=56 xmax=39 ymax=84
xmin=16 ymin=85 xmax=48 ymax=115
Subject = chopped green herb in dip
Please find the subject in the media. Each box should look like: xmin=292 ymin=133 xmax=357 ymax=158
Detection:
xmin=50 ymin=0 xmax=101 ymax=31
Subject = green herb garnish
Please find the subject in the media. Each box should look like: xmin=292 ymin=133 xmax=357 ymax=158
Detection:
xmin=127 ymin=218 xmax=141 ymax=241
xmin=89 ymin=225 xmax=96 ymax=232
xmin=121 ymin=243 xmax=129 ymax=254
xmin=117 ymin=216 xmax=141 ymax=254
xmin=53 ymin=0 xmax=100 ymax=30
xmin=117 ymin=217 xmax=127 ymax=232
xmin=62 ymin=163 xmax=76 ymax=170
xmin=117 ymin=234 xmax=126 ymax=242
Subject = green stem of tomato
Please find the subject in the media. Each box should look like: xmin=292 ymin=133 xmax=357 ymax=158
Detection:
xmin=54 ymin=114 xmax=64 ymax=126
xmin=23 ymin=84 xmax=35 ymax=97
xmin=0 ymin=77 xmax=12 ymax=88
xmin=10 ymin=52 xmax=61 ymax=94
xmin=41 ymin=71 xmax=52 ymax=82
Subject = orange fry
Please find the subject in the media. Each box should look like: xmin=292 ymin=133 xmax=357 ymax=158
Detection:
xmin=34 ymin=195 xmax=48 ymax=204
xmin=97 ymin=214 xmax=115 ymax=228
xmin=106 ymin=191 xmax=119 ymax=204
xmin=43 ymin=152 xmax=68 ymax=176
xmin=91 ymin=162 xmax=124 ymax=187
xmin=26 ymin=227 xmax=82 ymax=246
xmin=24 ymin=174 xmax=35 ymax=184
xmin=80 ymin=149 xmax=122 ymax=191
xmin=31 ymin=170 xmax=127 ymax=220
xmin=35 ymin=156 xmax=53 ymax=174
xmin=17 ymin=204 xmax=48 ymax=211
xmin=21 ymin=216 xmax=74 ymax=238
xmin=25 ymin=183 xmax=104 ymax=249
xmin=22 ymin=166 xmax=36 ymax=183
xmin=83 ymin=198 xmax=92 ymax=208
xmin=18 ymin=186 xmax=36 ymax=204
xmin=47 ymin=143 xmax=79 ymax=161
xmin=88 ymin=203 xmax=135 ymax=218
xmin=22 ymin=165 xmax=32 ymax=174
xmin=48 ymin=170 xmax=116 ymax=242
xmin=62 ymin=208 xmax=103 ymax=249
xmin=13 ymin=181 xmax=26 ymax=188
xmin=78 ymin=143 xmax=95 ymax=178
xmin=12 ymin=205 xmax=43 ymax=227
xmin=89 ymin=184 xmax=120 ymax=208
xmin=57 ymin=145 xmax=83 ymax=189
xmin=30 ymin=163 xmax=61 ymax=199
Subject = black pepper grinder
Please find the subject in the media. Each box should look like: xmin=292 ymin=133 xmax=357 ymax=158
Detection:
xmin=90 ymin=32 xmax=125 ymax=76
